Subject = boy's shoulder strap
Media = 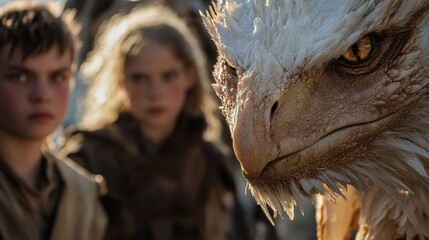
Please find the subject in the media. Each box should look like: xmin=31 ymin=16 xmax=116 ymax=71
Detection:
xmin=50 ymin=157 xmax=107 ymax=240
xmin=56 ymin=158 xmax=107 ymax=196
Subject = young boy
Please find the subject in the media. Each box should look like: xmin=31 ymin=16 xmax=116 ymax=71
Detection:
xmin=0 ymin=2 xmax=106 ymax=240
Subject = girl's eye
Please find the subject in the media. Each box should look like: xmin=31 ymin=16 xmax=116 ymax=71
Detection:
xmin=130 ymin=74 xmax=147 ymax=82
xmin=163 ymin=70 xmax=179 ymax=82
xmin=7 ymin=73 xmax=27 ymax=83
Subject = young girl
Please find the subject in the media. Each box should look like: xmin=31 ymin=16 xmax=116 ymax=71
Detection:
xmin=61 ymin=5 xmax=245 ymax=240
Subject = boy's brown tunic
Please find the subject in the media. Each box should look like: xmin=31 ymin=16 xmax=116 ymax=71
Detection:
xmin=0 ymin=153 xmax=107 ymax=240
xmin=61 ymin=113 xmax=243 ymax=240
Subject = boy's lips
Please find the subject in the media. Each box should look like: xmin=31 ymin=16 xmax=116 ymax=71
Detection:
xmin=27 ymin=112 xmax=54 ymax=122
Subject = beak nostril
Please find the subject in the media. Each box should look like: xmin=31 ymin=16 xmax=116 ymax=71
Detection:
xmin=270 ymin=101 xmax=278 ymax=122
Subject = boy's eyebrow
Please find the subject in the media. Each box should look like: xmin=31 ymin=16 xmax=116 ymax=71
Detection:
xmin=4 ymin=65 xmax=35 ymax=75
xmin=6 ymin=65 xmax=71 ymax=74
xmin=50 ymin=67 xmax=73 ymax=74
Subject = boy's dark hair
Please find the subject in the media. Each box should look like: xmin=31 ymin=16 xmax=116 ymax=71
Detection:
xmin=0 ymin=1 xmax=78 ymax=61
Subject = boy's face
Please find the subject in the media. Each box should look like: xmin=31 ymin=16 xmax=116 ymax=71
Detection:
xmin=0 ymin=45 xmax=72 ymax=141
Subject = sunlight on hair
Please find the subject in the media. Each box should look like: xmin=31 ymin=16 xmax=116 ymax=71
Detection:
xmin=105 ymin=22 xmax=129 ymax=50
xmin=79 ymin=5 xmax=222 ymax=144
xmin=0 ymin=0 xmax=66 ymax=9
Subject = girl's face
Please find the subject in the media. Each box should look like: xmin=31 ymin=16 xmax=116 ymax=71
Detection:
xmin=123 ymin=43 xmax=195 ymax=142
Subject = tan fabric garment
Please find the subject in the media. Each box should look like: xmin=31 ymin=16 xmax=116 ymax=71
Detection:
xmin=316 ymin=186 xmax=360 ymax=240
xmin=0 ymin=153 xmax=107 ymax=240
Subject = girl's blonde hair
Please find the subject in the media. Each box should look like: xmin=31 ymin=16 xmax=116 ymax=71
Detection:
xmin=79 ymin=5 xmax=221 ymax=141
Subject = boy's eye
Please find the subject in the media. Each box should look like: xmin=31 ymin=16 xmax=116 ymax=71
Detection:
xmin=52 ymin=73 xmax=70 ymax=83
xmin=7 ymin=73 xmax=27 ymax=83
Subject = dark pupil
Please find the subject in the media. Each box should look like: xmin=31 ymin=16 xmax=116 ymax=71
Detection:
xmin=352 ymin=44 xmax=360 ymax=61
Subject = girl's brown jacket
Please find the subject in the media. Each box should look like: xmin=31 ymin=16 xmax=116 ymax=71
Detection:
xmin=60 ymin=113 xmax=245 ymax=240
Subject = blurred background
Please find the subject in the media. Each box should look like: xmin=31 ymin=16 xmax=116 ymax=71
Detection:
xmin=1 ymin=0 xmax=317 ymax=239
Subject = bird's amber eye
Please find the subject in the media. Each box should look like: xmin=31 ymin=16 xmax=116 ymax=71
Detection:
xmin=341 ymin=35 xmax=374 ymax=64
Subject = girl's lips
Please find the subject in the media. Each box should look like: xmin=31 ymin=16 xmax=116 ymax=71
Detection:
xmin=147 ymin=107 xmax=165 ymax=115
xmin=27 ymin=112 xmax=54 ymax=122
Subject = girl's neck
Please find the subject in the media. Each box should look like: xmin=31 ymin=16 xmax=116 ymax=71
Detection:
xmin=0 ymin=133 xmax=44 ymax=189
xmin=140 ymin=124 xmax=175 ymax=145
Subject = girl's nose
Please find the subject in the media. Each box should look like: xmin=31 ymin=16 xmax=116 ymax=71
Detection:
xmin=148 ymin=82 xmax=163 ymax=98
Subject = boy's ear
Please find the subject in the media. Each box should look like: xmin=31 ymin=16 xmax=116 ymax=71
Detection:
xmin=69 ymin=76 xmax=75 ymax=90
xmin=186 ymin=66 xmax=197 ymax=90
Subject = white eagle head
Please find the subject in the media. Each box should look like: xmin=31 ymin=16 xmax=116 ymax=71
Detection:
xmin=202 ymin=0 xmax=429 ymax=224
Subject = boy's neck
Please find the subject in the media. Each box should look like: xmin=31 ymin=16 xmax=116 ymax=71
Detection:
xmin=0 ymin=133 xmax=44 ymax=189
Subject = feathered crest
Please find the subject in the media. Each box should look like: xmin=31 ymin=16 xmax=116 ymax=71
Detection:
xmin=202 ymin=0 xmax=429 ymax=71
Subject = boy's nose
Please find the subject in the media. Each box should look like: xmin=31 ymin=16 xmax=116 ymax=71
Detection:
xmin=30 ymin=79 xmax=51 ymax=103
